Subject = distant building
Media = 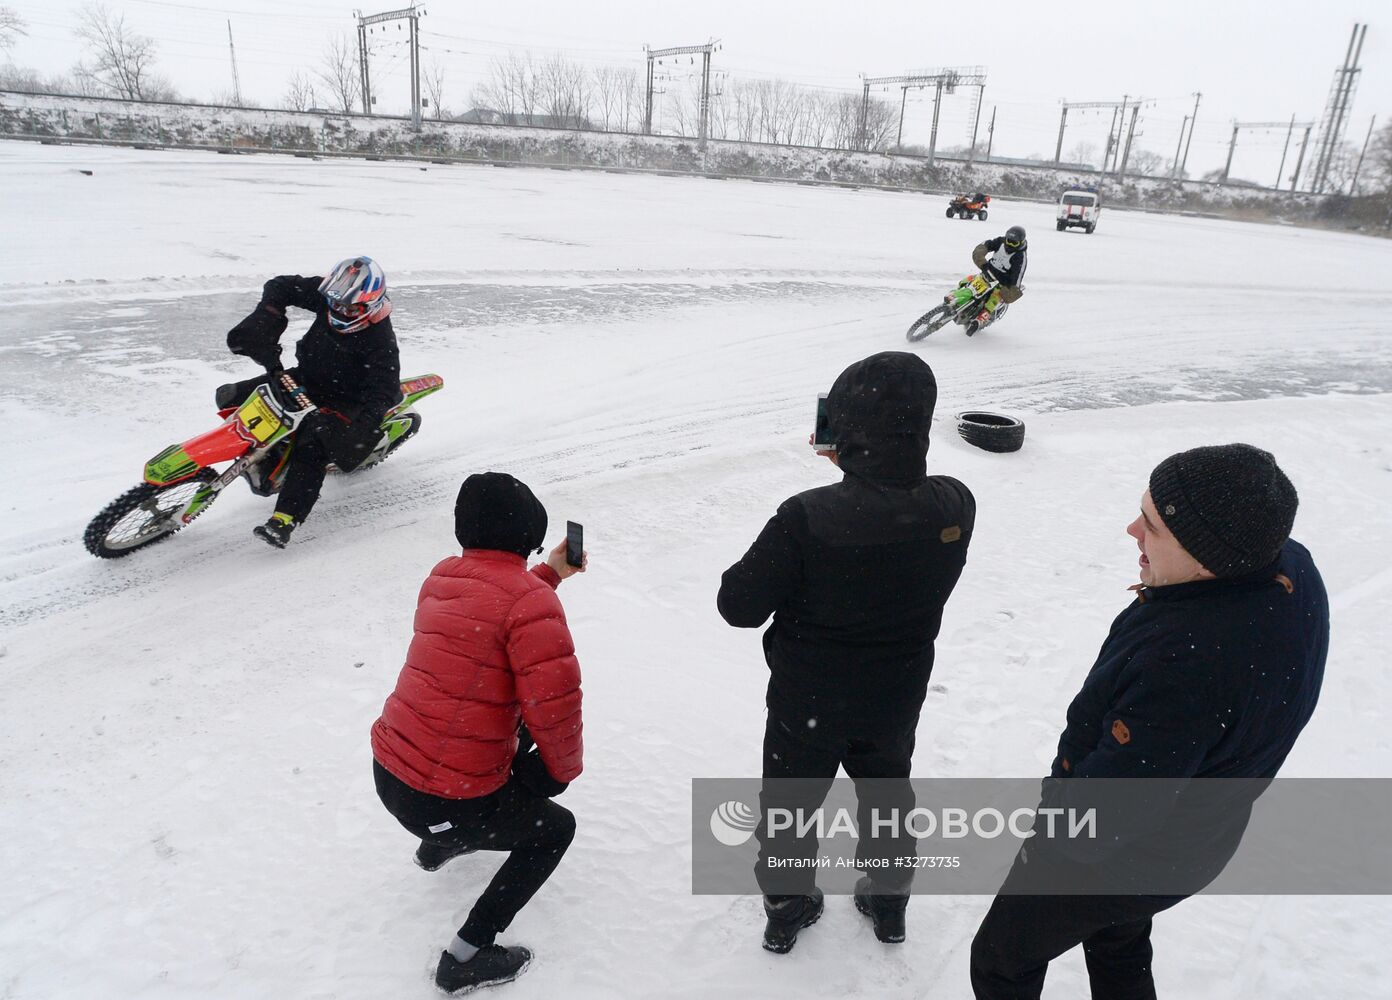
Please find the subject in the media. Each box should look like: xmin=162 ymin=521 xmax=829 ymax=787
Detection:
xmin=457 ymin=107 xmax=594 ymax=130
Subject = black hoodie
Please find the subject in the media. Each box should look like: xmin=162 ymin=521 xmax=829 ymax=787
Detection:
xmin=717 ymin=353 xmax=975 ymax=732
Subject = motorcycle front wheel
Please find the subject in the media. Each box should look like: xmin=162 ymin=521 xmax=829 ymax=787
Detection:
xmin=906 ymin=304 xmax=954 ymax=342
xmin=84 ymin=469 xmax=218 ymax=559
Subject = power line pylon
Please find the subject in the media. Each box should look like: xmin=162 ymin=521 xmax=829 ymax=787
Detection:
xmin=355 ymin=5 xmax=425 ymax=125
xmin=644 ymin=40 xmax=720 ymax=144
xmin=858 ymin=67 xmax=986 ymax=163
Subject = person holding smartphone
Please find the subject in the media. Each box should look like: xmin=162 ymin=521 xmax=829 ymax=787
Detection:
xmin=371 ymin=472 xmax=586 ymax=994
xmin=718 ymin=352 xmax=975 ymax=954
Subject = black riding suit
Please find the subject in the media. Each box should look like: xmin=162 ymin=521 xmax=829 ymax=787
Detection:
xmin=225 ymin=275 xmax=401 ymax=522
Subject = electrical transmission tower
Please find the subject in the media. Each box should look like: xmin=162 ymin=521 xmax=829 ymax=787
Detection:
xmin=226 ymin=21 xmax=242 ymax=106
xmin=354 ymin=5 xmax=426 ymax=125
xmin=644 ymin=40 xmax=720 ymax=144
xmin=1310 ymin=23 xmax=1367 ymax=193
xmin=1054 ymin=97 xmax=1144 ymax=175
xmin=1221 ymin=118 xmax=1314 ymax=189
xmin=858 ymin=67 xmax=986 ymax=164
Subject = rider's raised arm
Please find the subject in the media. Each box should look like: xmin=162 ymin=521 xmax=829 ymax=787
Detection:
xmin=260 ymin=274 xmax=326 ymax=314
xmin=226 ymin=275 xmax=324 ymax=372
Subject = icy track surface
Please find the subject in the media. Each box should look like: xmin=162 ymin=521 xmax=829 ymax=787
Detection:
xmin=1 ymin=144 xmax=1390 ymax=999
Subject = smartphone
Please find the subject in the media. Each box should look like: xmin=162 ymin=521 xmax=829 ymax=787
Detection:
xmin=812 ymin=393 xmax=837 ymax=451
xmin=565 ymin=520 xmax=584 ymax=568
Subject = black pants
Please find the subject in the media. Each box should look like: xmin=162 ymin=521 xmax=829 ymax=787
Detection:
xmin=757 ymin=711 xmax=917 ymax=897
xmin=970 ymin=889 xmax=1184 ymax=999
xmin=374 ymin=761 xmax=576 ymax=947
xmin=224 ymin=371 xmax=380 ymax=523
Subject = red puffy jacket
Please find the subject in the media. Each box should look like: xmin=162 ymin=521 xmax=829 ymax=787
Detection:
xmin=371 ymin=550 xmax=583 ymax=799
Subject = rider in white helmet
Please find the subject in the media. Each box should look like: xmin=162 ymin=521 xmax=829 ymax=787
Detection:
xmin=218 ymin=256 xmax=401 ymax=547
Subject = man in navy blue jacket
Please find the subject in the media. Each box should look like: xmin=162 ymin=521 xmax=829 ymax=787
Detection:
xmin=971 ymin=444 xmax=1328 ymax=1000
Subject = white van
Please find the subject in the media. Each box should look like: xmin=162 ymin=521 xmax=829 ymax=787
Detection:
xmin=1056 ymin=189 xmax=1101 ymax=234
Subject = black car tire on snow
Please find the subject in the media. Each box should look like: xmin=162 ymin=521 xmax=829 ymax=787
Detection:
xmin=945 ymin=207 xmax=956 ymax=218
xmin=956 ymin=411 xmax=1025 ymax=453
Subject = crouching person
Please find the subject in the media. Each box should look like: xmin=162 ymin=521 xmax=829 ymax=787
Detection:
xmin=371 ymin=472 xmax=585 ymax=994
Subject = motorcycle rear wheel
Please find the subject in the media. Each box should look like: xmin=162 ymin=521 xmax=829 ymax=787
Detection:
xmin=906 ymin=304 xmax=954 ymax=342
xmin=84 ymin=469 xmax=218 ymax=559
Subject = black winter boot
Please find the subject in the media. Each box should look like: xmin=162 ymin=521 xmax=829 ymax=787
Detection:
xmin=415 ymin=840 xmax=477 ymax=872
xmin=252 ymin=514 xmax=296 ymax=548
xmin=434 ymin=945 xmax=532 ymax=994
xmin=762 ymin=888 xmax=824 ymax=954
xmin=854 ymin=876 xmax=909 ymax=943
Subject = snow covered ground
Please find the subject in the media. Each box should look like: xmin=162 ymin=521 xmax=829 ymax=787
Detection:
xmin=1 ymin=142 xmax=1390 ymax=999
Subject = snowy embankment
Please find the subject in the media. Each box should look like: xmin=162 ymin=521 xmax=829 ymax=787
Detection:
xmin=1 ymin=90 xmax=1327 ymax=220
xmin=0 ymin=143 xmax=1389 ymax=999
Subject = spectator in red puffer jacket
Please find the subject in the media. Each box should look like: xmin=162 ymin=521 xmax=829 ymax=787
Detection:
xmin=372 ymin=472 xmax=585 ymax=996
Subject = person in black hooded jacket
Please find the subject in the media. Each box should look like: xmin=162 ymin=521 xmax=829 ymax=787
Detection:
xmin=718 ymin=351 xmax=975 ymax=954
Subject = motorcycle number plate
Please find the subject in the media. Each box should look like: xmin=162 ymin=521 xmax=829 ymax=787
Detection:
xmin=970 ymin=274 xmax=990 ymax=294
xmin=237 ymin=393 xmax=284 ymax=444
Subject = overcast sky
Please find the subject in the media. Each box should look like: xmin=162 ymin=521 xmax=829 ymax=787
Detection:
xmin=4 ymin=0 xmax=1388 ymax=181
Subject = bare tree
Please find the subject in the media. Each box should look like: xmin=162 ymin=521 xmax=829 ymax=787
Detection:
xmin=0 ymin=6 xmax=26 ymax=51
xmin=72 ymin=3 xmax=166 ymax=100
xmin=1127 ymin=148 xmax=1165 ymax=177
xmin=539 ymin=54 xmax=588 ymax=126
xmin=1066 ymin=140 xmax=1098 ymax=166
xmin=470 ymin=53 xmax=540 ymax=123
xmin=422 ymin=59 xmax=447 ymax=119
xmin=316 ymin=33 xmax=360 ymax=114
xmin=283 ymin=71 xmax=317 ymax=111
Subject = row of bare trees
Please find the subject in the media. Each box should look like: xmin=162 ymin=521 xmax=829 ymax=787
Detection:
xmin=466 ymin=52 xmax=899 ymax=149
xmin=0 ymin=4 xmax=178 ymax=101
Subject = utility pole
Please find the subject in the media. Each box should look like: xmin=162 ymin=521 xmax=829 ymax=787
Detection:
xmin=1291 ymin=125 xmax=1313 ymax=190
xmin=645 ymin=40 xmax=719 ymax=143
xmin=1350 ymin=115 xmax=1377 ymax=195
xmin=985 ymin=105 xmax=996 ymax=161
xmin=1276 ymin=115 xmax=1296 ymax=189
xmin=1180 ymin=91 xmax=1201 ymax=178
xmin=1172 ymin=115 xmax=1188 ymax=178
xmin=967 ymin=85 xmax=984 ymax=163
xmin=1118 ymin=103 xmax=1140 ymax=179
xmin=1223 ymin=122 xmax=1239 ymax=181
xmin=1054 ymin=103 xmax=1068 ymax=163
xmin=226 ymin=21 xmax=242 ymax=106
xmin=355 ymin=5 xmax=425 ymax=124
xmin=858 ymin=67 xmax=986 ymax=161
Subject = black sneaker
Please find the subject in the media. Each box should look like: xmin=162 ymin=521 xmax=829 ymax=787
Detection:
xmin=252 ymin=516 xmax=295 ymax=548
xmin=434 ymin=945 xmax=532 ymax=994
xmin=762 ymin=888 xmax=824 ymax=954
xmin=853 ymin=876 xmax=908 ymax=944
xmin=415 ymin=840 xmax=477 ymax=872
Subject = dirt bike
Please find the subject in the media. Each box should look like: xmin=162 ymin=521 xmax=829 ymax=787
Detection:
xmin=84 ymin=371 xmax=445 ymax=558
xmin=905 ymin=272 xmax=1007 ymax=341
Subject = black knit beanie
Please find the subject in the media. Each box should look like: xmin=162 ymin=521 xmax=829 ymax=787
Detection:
xmin=454 ymin=472 xmax=547 ymax=557
xmin=1148 ymin=444 xmax=1298 ymax=578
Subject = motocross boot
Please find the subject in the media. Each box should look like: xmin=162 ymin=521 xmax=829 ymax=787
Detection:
xmin=253 ymin=513 xmax=296 ymax=548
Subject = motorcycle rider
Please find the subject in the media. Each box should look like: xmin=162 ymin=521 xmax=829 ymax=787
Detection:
xmin=947 ymin=225 xmax=1028 ymax=335
xmin=215 ymin=257 xmax=401 ymax=548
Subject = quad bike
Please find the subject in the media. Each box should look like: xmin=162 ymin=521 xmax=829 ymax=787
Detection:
xmin=84 ymin=371 xmax=444 ymax=558
xmin=946 ymin=193 xmax=990 ymax=220
xmin=905 ymin=272 xmax=1007 ymax=341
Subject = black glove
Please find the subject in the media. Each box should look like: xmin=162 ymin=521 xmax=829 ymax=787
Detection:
xmin=979 ymin=261 xmax=998 ymax=281
xmin=227 ymin=304 xmax=287 ymax=373
xmin=512 ymin=725 xmax=569 ymax=798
